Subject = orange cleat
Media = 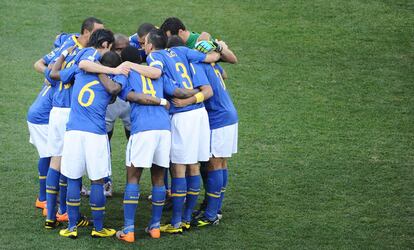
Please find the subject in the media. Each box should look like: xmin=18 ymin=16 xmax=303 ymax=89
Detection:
xmin=116 ymin=230 xmax=135 ymax=243
xmin=145 ymin=227 xmax=160 ymax=239
xmin=36 ymin=199 xmax=47 ymax=209
xmin=56 ymin=212 xmax=69 ymax=222
xmin=42 ymin=207 xmax=47 ymax=217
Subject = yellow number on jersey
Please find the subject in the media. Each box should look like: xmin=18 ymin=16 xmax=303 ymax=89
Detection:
xmin=141 ymin=75 xmax=156 ymax=97
xmin=214 ymin=67 xmax=226 ymax=90
xmin=59 ymin=60 xmax=75 ymax=91
xmin=78 ymin=80 xmax=100 ymax=107
xmin=175 ymin=63 xmax=193 ymax=89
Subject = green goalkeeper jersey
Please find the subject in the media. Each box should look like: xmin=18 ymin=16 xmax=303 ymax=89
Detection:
xmin=185 ymin=32 xmax=200 ymax=48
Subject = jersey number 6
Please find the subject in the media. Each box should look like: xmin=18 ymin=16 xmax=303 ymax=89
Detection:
xmin=78 ymin=80 xmax=100 ymax=107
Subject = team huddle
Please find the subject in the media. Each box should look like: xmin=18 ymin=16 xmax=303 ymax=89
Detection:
xmin=28 ymin=16 xmax=238 ymax=242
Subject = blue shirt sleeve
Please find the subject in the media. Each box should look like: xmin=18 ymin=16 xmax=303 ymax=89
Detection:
xmin=43 ymin=47 xmax=60 ymax=65
xmin=162 ymin=76 xmax=178 ymax=96
xmin=60 ymin=65 xmax=77 ymax=84
xmin=79 ymin=48 xmax=101 ymax=63
xmin=117 ymin=75 xmax=133 ymax=101
xmin=147 ymin=52 xmax=164 ymax=71
xmin=191 ymin=63 xmax=209 ymax=88
xmin=182 ymin=46 xmax=206 ymax=63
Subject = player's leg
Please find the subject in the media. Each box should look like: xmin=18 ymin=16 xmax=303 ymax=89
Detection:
xmin=83 ymin=131 xmax=115 ymax=238
xmin=36 ymin=157 xmax=50 ymax=209
xmin=147 ymin=130 xmax=171 ymax=238
xmin=59 ymin=130 xmax=90 ymax=238
xmin=182 ymin=163 xmax=201 ymax=227
xmin=194 ymin=157 xmax=223 ymax=227
xmin=45 ymin=156 xmax=61 ymax=228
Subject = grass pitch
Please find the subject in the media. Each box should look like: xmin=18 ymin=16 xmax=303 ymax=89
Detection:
xmin=0 ymin=0 xmax=413 ymax=249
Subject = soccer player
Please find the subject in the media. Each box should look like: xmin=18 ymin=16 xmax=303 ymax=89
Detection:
xmin=160 ymin=17 xmax=211 ymax=49
xmin=173 ymin=43 xmax=238 ymax=226
xmin=132 ymin=29 xmax=216 ymax=233
xmin=115 ymin=48 xmax=200 ymax=242
xmin=36 ymin=17 xmax=104 ymax=228
xmin=58 ymin=29 xmax=126 ymax=239
xmin=129 ymin=23 xmax=156 ymax=61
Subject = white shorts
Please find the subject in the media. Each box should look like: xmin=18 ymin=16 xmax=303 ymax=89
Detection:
xmin=210 ymin=123 xmax=238 ymax=158
xmin=126 ymin=130 xmax=171 ymax=168
xmin=47 ymin=107 xmax=70 ymax=156
xmin=27 ymin=122 xmax=50 ymax=158
xmin=171 ymin=108 xmax=210 ymax=164
xmin=61 ymin=130 xmax=111 ymax=181
xmin=105 ymin=97 xmax=131 ymax=132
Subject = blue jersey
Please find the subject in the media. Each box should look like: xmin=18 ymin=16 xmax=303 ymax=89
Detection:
xmin=66 ymin=48 xmax=127 ymax=134
xmin=119 ymin=70 xmax=177 ymax=134
xmin=146 ymin=47 xmax=207 ymax=114
xmin=27 ymin=84 xmax=56 ymax=124
xmin=129 ymin=33 xmax=147 ymax=61
xmin=50 ymin=35 xmax=85 ymax=108
xmin=201 ymin=63 xmax=238 ymax=129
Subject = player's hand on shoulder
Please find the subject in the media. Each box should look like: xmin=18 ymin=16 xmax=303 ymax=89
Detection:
xmin=197 ymin=32 xmax=211 ymax=42
xmin=113 ymin=62 xmax=130 ymax=76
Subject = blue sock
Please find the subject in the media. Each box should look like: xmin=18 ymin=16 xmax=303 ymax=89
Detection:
xmin=171 ymin=177 xmax=186 ymax=228
xmin=67 ymin=178 xmax=81 ymax=229
xmin=164 ymin=168 xmax=169 ymax=190
xmin=204 ymin=169 xmax=223 ymax=220
xmin=123 ymin=183 xmax=139 ymax=233
xmin=38 ymin=157 xmax=50 ymax=202
xmin=103 ymin=176 xmax=112 ymax=184
xmin=218 ymin=168 xmax=228 ymax=211
xmin=149 ymin=185 xmax=166 ymax=229
xmin=182 ymin=175 xmax=201 ymax=222
xmin=90 ymin=183 xmax=106 ymax=231
xmin=46 ymin=168 xmax=60 ymax=220
xmin=58 ymin=174 xmax=67 ymax=214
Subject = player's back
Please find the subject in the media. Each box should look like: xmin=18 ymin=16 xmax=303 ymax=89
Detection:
xmin=125 ymin=70 xmax=173 ymax=134
xmin=201 ymin=63 xmax=238 ymax=129
xmin=66 ymin=67 xmax=113 ymax=135
xmin=51 ymin=35 xmax=85 ymax=108
xmin=27 ymin=83 xmax=56 ymax=124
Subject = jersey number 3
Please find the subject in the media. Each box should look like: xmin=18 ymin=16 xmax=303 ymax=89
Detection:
xmin=78 ymin=80 xmax=99 ymax=107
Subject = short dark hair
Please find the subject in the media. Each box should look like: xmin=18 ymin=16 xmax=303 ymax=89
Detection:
xmin=147 ymin=28 xmax=167 ymax=50
xmin=87 ymin=29 xmax=114 ymax=48
xmin=160 ymin=17 xmax=186 ymax=35
xmin=121 ymin=45 xmax=143 ymax=64
xmin=137 ymin=23 xmax=156 ymax=38
xmin=100 ymin=51 xmax=122 ymax=68
xmin=80 ymin=17 xmax=103 ymax=34
xmin=167 ymin=35 xmax=185 ymax=48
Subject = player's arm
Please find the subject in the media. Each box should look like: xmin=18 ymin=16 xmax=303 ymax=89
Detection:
xmin=196 ymin=32 xmax=212 ymax=43
xmin=79 ymin=60 xmax=129 ymax=76
xmin=172 ymin=85 xmax=213 ymax=107
xmin=216 ymin=40 xmax=238 ymax=64
xmin=49 ymin=51 xmax=68 ymax=80
xmin=221 ymin=68 xmax=228 ymax=79
xmin=173 ymin=88 xmax=200 ymax=98
xmin=126 ymin=92 xmax=169 ymax=107
xmin=34 ymin=58 xmax=47 ymax=74
xmin=125 ymin=61 xmax=162 ymax=79
xmin=98 ymin=74 xmax=122 ymax=95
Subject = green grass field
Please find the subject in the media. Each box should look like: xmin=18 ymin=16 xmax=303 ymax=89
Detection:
xmin=1 ymin=0 xmax=413 ymax=249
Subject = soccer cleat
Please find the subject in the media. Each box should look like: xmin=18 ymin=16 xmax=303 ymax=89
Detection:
xmin=145 ymin=227 xmax=160 ymax=239
xmin=76 ymin=215 xmax=90 ymax=227
xmin=91 ymin=228 xmax=116 ymax=238
xmin=56 ymin=212 xmax=68 ymax=222
xmin=35 ymin=199 xmax=46 ymax=209
xmin=192 ymin=209 xmax=204 ymax=220
xmin=45 ymin=219 xmax=60 ymax=229
xmin=42 ymin=207 xmax=47 ymax=217
xmin=217 ymin=210 xmax=223 ymax=220
xmin=192 ymin=216 xmax=220 ymax=227
xmin=159 ymin=224 xmax=183 ymax=234
xmin=81 ymin=185 xmax=90 ymax=196
xmin=59 ymin=227 xmax=78 ymax=239
xmin=104 ymin=181 xmax=113 ymax=197
xmin=116 ymin=230 xmax=135 ymax=243
xmin=181 ymin=222 xmax=191 ymax=231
